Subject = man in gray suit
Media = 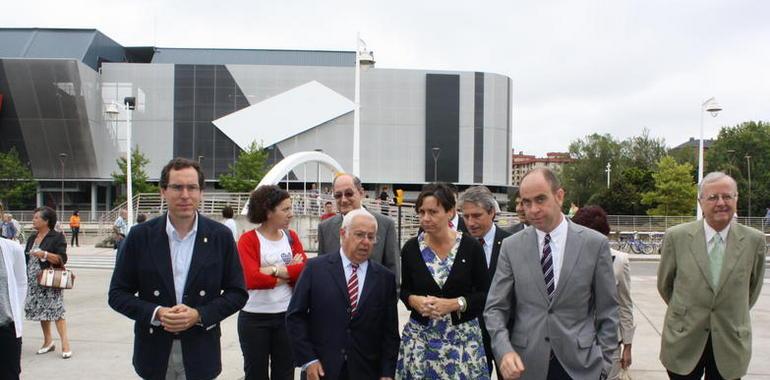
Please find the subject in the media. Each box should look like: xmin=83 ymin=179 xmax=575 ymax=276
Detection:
xmin=317 ymin=173 xmax=400 ymax=285
xmin=484 ymin=168 xmax=618 ymax=380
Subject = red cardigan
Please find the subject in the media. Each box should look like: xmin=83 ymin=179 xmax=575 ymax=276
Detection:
xmin=237 ymin=229 xmax=306 ymax=290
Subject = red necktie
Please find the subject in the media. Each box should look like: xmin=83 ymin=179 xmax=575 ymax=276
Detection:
xmin=348 ymin=263 xmax=360 ymax=314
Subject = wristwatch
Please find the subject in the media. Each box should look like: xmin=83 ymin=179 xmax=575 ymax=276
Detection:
xmin=272 ymin=266 xmax=278 ymax=276
xmin=457 ymin=297 xmax=467 ymax=312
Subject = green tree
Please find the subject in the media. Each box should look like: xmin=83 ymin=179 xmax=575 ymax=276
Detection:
xmin=0 ymin=147 xmax=37 ymax=209
xmin=561 ymin=133 xmax=622 ymax=208
xmin=588 ymin=167 xmax=653 ymax=215
xmin=641 ymin=156 xmax=697 ymax=216
xmin=218 ymin=141 xmax=270 ymax=192
xmin=112 ymin=147 xmax=158 ymax=203
xmin=619 ymin=128 xmax=667 ymax=169
xmin=705 ymin=121 xmax=770 ymax=217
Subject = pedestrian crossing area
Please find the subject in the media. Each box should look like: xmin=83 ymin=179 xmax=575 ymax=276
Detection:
xmin=67 ymin=254 xmax=116 ymax=269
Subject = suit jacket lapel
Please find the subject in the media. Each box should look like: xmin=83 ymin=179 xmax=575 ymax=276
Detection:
xmin=552 ymin=221 xmax=583 ymax=303
xmin=489 ymin=228 xmax=505 ymax=277
xmin=325 ymin=216 xmax=343 ymax=254
xmin=715 ymin=225 xmax=746 ymax=296
xmin=152 ymin=215 xmax=175 ymax=299
xmin=355 ymin=261 xmax=378 ymax=315
xmin=327 ymin=252 xmax=349 ymax=302
xmin=687 ymin=222 xmax=714 ymax=291
xmin=184 ymin=215 xmax=208 ymax=296
xmin=523 ymin=228 xmax=549 ymax=302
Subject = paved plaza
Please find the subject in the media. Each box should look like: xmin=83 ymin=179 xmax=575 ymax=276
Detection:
xmin=17 ymin=246 xmax=770 ymax=379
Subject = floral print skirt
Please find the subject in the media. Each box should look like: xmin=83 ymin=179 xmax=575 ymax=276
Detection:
xmin=25 ymin=256 xmax=66 ymax=321
xmin=396 ymin=316 xmax=489 ymax=380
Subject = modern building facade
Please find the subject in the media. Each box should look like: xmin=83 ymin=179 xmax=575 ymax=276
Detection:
xmin=0 ymin=28 xmax=513 ymax=213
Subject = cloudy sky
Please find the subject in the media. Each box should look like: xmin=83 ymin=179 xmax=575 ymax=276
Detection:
xmin=4 ymin=0 xmax=769 ymax=156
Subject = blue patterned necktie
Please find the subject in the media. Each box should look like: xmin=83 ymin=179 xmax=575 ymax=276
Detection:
xmin=541 ymin=233 xmax=555 ymax=299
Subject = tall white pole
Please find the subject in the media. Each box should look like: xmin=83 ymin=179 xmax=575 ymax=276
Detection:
xmin=125 ymin=102 xmax=134 ymax=230
xmin=696 ymin=104 xmax=704 ymax=219
xmin=353 ymin=32 xmax=361 ymax=177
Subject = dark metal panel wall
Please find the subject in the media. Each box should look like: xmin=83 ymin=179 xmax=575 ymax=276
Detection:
xmin=474 ymin=72 xmax=484 ymax=183
xmin=425 ymin=74 xmax=460 ymax=183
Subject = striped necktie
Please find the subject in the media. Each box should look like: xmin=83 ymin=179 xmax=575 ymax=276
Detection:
xmin=541 ymin=233 xmax=555 ymax=299
xmin=709 ymin=234 xmax=725 ymax=288
xmin=348 ymin=263 xmax=360 ymax=314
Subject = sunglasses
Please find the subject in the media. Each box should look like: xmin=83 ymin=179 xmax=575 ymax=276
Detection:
xmin=333 ymin=190 xmax=357 ymax=199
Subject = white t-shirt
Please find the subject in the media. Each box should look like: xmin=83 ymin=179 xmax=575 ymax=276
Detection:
xmin=243 ymin=230 xmax=294 ymax=313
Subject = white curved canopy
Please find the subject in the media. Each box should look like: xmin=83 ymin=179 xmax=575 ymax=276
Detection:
xmin=241 ymin=151 xmax=346 ymax=215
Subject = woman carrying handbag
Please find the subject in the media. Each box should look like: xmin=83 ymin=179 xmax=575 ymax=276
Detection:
xmin=24 ymin=206 xmax=72 ymax=359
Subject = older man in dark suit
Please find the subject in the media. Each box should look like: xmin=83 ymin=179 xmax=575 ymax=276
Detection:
xmin=109 ymin=158 xmax=247 ymax=380
xmin=460 ymin=185 xmax=511 ymax=378
xmin=287 ymin=208 xmax=400 ymax=380
xmin=317 ymin=174 xmax=400 ymax=286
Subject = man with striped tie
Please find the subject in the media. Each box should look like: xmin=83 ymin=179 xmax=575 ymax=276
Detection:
xmin=484 ymin=168 xmax=618 ymax=380
xmin=287 ymin=208 xmax=400 ymax=380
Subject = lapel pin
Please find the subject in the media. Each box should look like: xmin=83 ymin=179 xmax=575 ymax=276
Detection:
xmin=203 ymin=237 xmax=208 ymax=243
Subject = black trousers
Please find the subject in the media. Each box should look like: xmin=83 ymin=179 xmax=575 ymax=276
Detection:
xmin=238 ymin=311 xmax=293 ymax=380
xmin=71 ymin=227 xmax=80 ymax=246
xmin=667 ymin=336 xmax=731 ymax=380
xmin=547 ymin=353 xmax=573 ymax=380
xmin=0 ymin=322 xmax=22 ymax=380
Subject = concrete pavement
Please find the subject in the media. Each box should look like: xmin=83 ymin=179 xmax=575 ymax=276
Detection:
xmin=17 ymin=246 xmax=770 ymax=379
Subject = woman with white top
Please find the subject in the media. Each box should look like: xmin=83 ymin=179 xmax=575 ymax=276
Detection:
xmin=0 ymin=233 xmax=27 ymax=379
xmin=237 ymin=185 xmax=307 ymax=380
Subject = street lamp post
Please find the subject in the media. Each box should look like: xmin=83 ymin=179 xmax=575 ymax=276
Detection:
xmin=58 ymin=153 xmax=67 ymax=217
xmin=605 ymin=162 xmax=611 ymax=189
xmin=726 ymin=149 xmax=736 ymax=176
xmin=124 ymin=97 xmax=136 ymax=230
xmin=697 ymin=97 xmax=722 ymax=218
xmin=745 ymin=155 xmax=752 ymax=218
xmin=431 ymin=147 xmax=441 ymax=182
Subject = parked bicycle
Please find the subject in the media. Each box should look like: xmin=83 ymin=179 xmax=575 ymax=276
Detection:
xmin=612 ymin=231 xmax=655 ymax=255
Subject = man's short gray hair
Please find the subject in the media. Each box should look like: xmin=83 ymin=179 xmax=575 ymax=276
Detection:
xmin=459 ymin=186 xmax=497 ymax=214
xmin=341 ymin=208 xmax=378 ymax=234
xmin=698 ymin=171 xmax=738 ymax=197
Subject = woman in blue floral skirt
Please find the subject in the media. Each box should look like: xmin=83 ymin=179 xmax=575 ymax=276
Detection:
xmin=396 ymin=183 xmax=490 ymax=379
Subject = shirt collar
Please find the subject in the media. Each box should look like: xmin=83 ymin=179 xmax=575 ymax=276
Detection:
xmin=535 ymin=214 xmax=568 ymax=242
xmin=166 ymin=212 xmax=199 ymax=241
xmin=340 ymin=248 xmax=367 ymax=269
xmin=482 ymin=224 xmax=497 ymax=246
xmin=451 ymin=213 xmax=459 ymax=229
xmin=704 ymin=219 xmax=730 ymax=244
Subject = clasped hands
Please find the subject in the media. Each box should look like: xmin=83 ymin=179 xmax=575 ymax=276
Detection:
xmin=408 ymin=295 xmax=459 ymax=319
xmin=156 ymin=304 xmax=200 ymax=333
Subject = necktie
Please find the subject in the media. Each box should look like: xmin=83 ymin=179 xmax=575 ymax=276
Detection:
xmin=709 ymin=234 xmax=725 ymax=288
xmin=541 ymin=234 xmax=555 ymax=299
xmin=478 ymin=237 xmax=486 ymax=247
xmin=348 ymin=263 xmax=360 ymax=314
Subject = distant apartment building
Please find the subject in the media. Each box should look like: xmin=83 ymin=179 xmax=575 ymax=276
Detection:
xmin=511 ymin=151 xmax=572 ymax=187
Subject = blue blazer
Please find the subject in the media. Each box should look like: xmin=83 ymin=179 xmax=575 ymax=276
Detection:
xmin=286 ymin=252 xmax=400 ymax=380
xmin=108 ymin=213 xmax=247 ymax=380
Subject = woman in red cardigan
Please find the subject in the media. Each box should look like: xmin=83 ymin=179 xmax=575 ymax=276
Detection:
xmin=237 ymin=185 xmax=307 ymax=380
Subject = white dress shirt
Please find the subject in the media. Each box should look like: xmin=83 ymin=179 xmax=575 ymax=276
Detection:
xmin=481 ymin=224 xmax=496 ymax=268
xmin=151 ymin=213 xmax=199 ymax=325
xmin=704 ymin=220 xmax=730 ymax=254
xmin=535 ymin=215 xmax=568 ymax=288
xmin=0 ymin=239 xmax=26 ymax=338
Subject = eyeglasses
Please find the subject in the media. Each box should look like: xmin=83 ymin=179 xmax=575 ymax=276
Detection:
xmin=351 ymin=231 xmax=377 ymax=243
xmin=166 ymin=184 xmax=201 ymax=193
xmin=333 ymin=190 xmax=357 ymax=199
xmin=702 ymin=193 xmax=736 ymax=203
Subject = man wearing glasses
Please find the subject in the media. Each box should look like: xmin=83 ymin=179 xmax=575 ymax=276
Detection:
xmin=109 ymin=158 xmax=247 ymax=380
xmin=317 ymin=173 xmax=400 ymax=286
xmin=287 ymin=208 xmax=399 ymax=380
xmin=658 ymin=172 xmax=766 ymax=380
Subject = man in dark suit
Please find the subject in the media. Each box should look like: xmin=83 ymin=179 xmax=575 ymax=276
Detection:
xmin=287 ymin=208 xmax=400 ymax=380
xmin=108 ymin=158 xmax=248 ymax=380
xmin=317 ymin=173 xmax=400 ymax=285
xmin=460 ymin=185 xmax=511 ymax=378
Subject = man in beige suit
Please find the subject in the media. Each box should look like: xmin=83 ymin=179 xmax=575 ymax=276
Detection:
xmin=658 ymin=172 xmax=766 ymax=379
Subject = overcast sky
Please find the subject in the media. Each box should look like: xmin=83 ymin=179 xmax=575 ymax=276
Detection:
xmin=4 ymin=0 xmax=769 ymax=156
